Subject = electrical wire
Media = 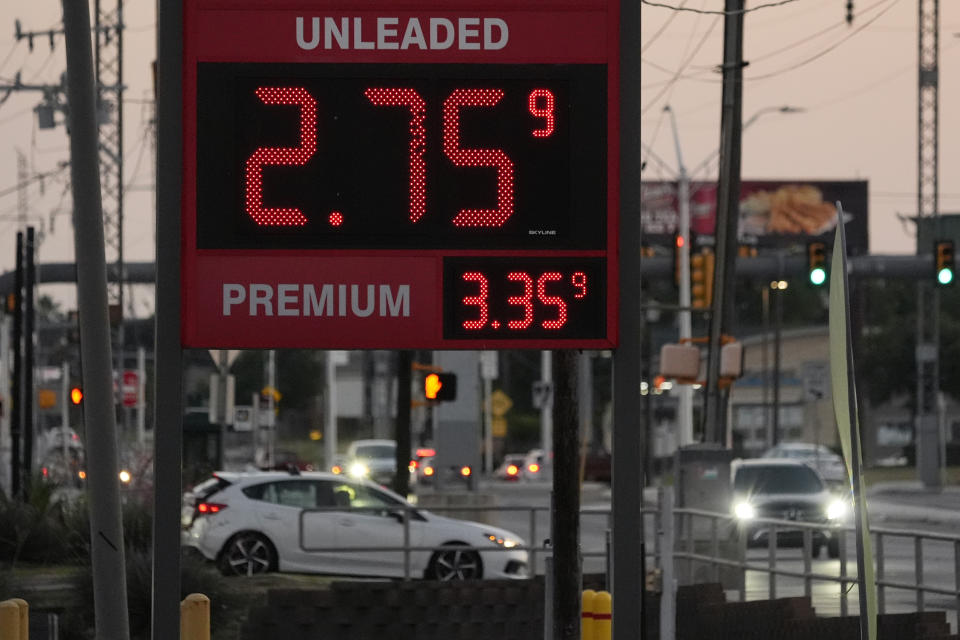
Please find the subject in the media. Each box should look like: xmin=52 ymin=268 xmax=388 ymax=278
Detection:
xmin=641 ymin=0 xmax=800 ymax=16
xmin=641 ymin=0 xmax=688 ymax=52
xmin=746 ymin=0 xmax=904 ymax=81
xmin=641 ymin=14 xmax=721 ymax=115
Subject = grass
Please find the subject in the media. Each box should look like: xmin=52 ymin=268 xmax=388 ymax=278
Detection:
xmin=862 ymin=465 xmax=960 ymax=487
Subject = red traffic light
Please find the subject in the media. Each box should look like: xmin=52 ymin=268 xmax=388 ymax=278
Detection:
xmin=70 ymin=387 xmax=83 ymax=405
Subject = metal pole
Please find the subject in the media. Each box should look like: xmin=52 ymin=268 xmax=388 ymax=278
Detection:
xmin=61 ymin=362 xmax=69 ymax=466
xmin=660 ymin=486 xmax=675 ymax=640
xmin=325 ymin=353 xmax=339 ymax=469
xmin=761 ymin=287 xmax=770 ymax=448
xmin=153 ymin=0 xmax=184 ymax=636
xmin=772 ymin=283 xmax=783 ymax=446
xmin=10 ymin=233 xmax=22 ymax=499
xmin=552 ymin=349 xmax=581 ymax=640
xmin=137 ymin=347 xmax=146 ymax=445
xmin=703 ymin=0 xmax=745 ymax=444
xmin=612 ymin=0 xmax=644 ymax=633
xmin=394 ymin=350 xmax=413 ymax=497
xmin=22 ymin=227 xmax=34 ymax=489
xmin=665 ymin=106 xmax=694 ymax=448
xmin=61 ymin=0 xmax=130 ymax=635
xmin=267 ymin=350 xmax=276 ymax=467
xmin=484 ymin=369 xmax=493 ymax=476
xmin=541 ymin=350 xmax=553 ymax=469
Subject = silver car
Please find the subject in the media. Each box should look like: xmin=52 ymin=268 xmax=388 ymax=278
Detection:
xmin=763 ymin=442 xmax=848 ymax=486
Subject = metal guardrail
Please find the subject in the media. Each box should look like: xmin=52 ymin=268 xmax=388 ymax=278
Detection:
xmin=289 ymin=498 xmax=960 ymax=626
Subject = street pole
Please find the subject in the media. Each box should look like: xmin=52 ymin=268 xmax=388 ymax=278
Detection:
xmin=612 ymin=0 xmax=644 ymax=633
xmin=552 ymin=349 xmax=581 ymax=640
xmin=137 ymin=346 xmax=146 ymax=445
xmin=772 ymin=281 xmax=784 ymax=446
xmin=23 ymin=227 xmax=34 ymax=490
xmin=665 ymin=106 xmax=694 ymax=447
xmin=61 ymin=0 xmax=130 ymax=634
xmin=541 ymin=350 xmax=553 ymax=469
xmin=10 ymin=232 xmax=22 ymax=499
xmin=325 ymin=352 xmax=339 ymax=470
xmin=703 ymin=0 xmax=745 ymax=444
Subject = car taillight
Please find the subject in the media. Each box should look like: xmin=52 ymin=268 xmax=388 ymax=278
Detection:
xmin=196 ymin=502 xmax=227 ymax=516
xmin=528 ymin=463 xmax=540 ymax=473
xmin=331 ymin=464 xmax=343 ymax=474
xmin=424 ymin=466 xmax=435 ymax=476
xmin=460 ymin=466 xmax=472 ymax=477
xmin=507 ymin=464 xmax=519 ymax=476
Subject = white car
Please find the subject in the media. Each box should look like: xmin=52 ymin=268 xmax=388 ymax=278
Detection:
xmin=762 ymin=442 xmax=848 ymax=485
xmin=182 ymin=470 xmax=528 ymax=580
xmin=342 ymin=439 xmax=401 ymax=486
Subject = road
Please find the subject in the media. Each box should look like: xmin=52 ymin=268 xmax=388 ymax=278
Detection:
xmin=460 ymin=477 xmax=960 ymax=630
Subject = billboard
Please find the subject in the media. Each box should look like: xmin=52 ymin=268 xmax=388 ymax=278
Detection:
xmin=640 ymin=180 xmax=869 ymax=254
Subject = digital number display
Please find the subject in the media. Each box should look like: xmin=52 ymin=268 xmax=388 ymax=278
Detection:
xmin=443 ymin=257 xmax=605 ymax=340
xmin=196 ymin=63 xmax=607 ymax=250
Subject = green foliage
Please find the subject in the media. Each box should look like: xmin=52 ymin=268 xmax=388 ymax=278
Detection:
xmin=0 ymin=476 xmax=84 ymax=566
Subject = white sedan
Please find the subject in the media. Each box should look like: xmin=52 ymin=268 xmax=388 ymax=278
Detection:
xmin=182 ymin=470 xmax=528 ymax=580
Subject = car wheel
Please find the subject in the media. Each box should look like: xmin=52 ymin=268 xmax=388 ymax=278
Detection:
xmin=427 ymin=544 xmax=483 ymax=581
xmin=219 ymin=532 xmax=276 ymax=577
xmin=827 ymin=537 xmax=840 ymax=559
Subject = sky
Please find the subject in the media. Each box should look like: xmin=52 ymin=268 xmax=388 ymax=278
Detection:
xmin=0 ymin=0 xmax=958 ymax=315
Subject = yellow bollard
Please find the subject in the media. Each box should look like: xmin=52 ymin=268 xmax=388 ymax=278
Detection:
xmin=593 ymin=590 xmax=612 ymax=640
xmin=180 ymin=593 xmax=210 ymax=640
xmin=581 ymin=589 xmax=596 ymax=640
xmin=10 ymin=599 xmax=27 ymax=640
xmin=0 ymin=600 xmax=21 ymax=640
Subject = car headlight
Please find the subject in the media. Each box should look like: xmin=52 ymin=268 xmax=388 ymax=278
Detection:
xmin=826 ymin=498 xmax=849 ymax=520
xmin=734 ymin=501 xmax=755 ymax=520
xmin=348 ymin=461 xmax=369 ymax=478
xmin=484 ymin=532 xmax=521 ymax=548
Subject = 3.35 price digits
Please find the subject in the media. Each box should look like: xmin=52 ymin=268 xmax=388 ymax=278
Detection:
xmin=460 ymin=270 xmax=588 ymax=331
xmin=245 ymin=85 xmax=556 ymax=229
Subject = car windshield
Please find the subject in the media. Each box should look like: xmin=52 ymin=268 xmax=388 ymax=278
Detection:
xmin=734 ymin=465 xmax=823 ymax=495
xmin=354 ymin=444 xmax=395 ymax=459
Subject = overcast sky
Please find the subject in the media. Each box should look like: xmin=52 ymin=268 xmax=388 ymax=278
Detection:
xmin=0 ymin=0 xmax=958 ymax=315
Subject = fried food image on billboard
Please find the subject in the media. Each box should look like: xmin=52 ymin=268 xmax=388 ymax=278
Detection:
xmin=739 ymin=185 xmax=838 ymax=236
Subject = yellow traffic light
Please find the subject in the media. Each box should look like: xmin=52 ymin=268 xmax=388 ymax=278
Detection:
xmin=690 ymin=250 xmax=715 ymax=309
xmin=936 ymin=240 xmax=955 ymax=286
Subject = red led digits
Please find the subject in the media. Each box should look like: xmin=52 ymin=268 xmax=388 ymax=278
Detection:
xmin=443 ymin=89 xmax=515 ymax=228
xmin=461 ymin=272 xmax=489 ymax=330
xmin=572 ymin=272 xmax=588 ymax=298
xmin=245 ymin=87 xmax=317 ymax=226
xmin=364 ymin=88 xmax=427 ymax=223
xmin=537 ymin=272 xmax=568 ymax=329
xmin=506 ymin=272 xmax=534 ymax=330
xmin=528 ymin=89 xmax=556 ymax=138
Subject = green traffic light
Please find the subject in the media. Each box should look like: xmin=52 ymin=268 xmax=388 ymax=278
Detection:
xmin=938 ymin=267 xmax=954 ymax=286
xmin=809 ymin=267 xmax=827 ymax=286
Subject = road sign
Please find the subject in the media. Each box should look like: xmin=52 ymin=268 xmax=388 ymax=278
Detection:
xmin=492 ymin=416 xmax=508 ymax=438
xmin=490 ymin=389 xmax=513 ymax=417
xmin=180 ymin=0 xmax=619 ymax=350
xmin=122 ymin=370 xmax=139 ymax=408
xmin=801 ymin=361 xmax=828 ymax=402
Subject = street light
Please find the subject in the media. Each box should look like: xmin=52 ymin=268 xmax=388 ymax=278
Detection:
xmin=661 ymin=103 xmax=802 ymax=447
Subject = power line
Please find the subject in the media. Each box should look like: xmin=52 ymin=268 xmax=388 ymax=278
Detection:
xmin=640 ymin=0 xmax=800 ymax=15
xmin=641 ymin=15 xmax=720 ymax=115
xmin=746 ymin=0 xmax=903 ymax=81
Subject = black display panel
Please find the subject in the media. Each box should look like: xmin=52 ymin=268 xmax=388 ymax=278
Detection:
xmin=443 ymin=257 xmax=606 ymax=339
xmin=196 ymin=63 xmax=606 ymax=250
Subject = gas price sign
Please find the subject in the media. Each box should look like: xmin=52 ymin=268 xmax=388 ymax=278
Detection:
xmin=182 ymin=0 xmax=619 ymax=349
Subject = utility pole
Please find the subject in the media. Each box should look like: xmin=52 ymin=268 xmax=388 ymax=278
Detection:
xmin=61 ymin=0 xmax=130 ymax=634
xmin=11 ymin=233 xmax=23 ymax=499
xmin=23 ymin=227 xmax=35 ymax=492
xmin=916 ymin=0 xmax=942 ymax=489
xmin=703 ymin=0 xmax=745 ymax=444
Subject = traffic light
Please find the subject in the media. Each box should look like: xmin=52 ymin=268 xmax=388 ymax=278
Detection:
xmin=70 ymin=387 xmax=83 ymax=405
xmin=424 ymin=372 xmax=457 ymax=401
xmin=935 ymin=240 xmax=955 ymax=286
xmin=690 ymin=249 xmax=715 ymax=309
xmin=807 ymin=241 xmax=827 ymax=287
xmin=673 ymin=235 xmax=684 ymax=286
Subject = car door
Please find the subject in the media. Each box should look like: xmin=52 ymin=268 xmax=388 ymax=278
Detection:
xmin=243 ymin=479 xmax=338 ymax=572
xmin=328 ymin=480 xmax=423 ymax=577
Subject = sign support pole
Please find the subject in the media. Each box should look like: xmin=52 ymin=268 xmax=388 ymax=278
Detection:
xmin=153 ymin=0 xmax=184 ymax=637
xmin=612 ymin=0 xmax=644 ymax=635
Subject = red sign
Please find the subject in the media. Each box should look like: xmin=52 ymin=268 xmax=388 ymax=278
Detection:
xmin=122 ymin=370 xmax=139 ymax=408
xmin=181 ymin=0 xmax=619 ymax=349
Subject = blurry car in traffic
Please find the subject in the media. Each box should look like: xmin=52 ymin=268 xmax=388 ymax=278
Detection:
xmin=494 ymin=454 xmax=527 ymax=481
xmin=762 ymin=442 xmax=847 ymax=486
xmin=342 ymin=439 xmax=400 ymax=486
xmin=522 ymin=449 xmax=547 ymax=481
xmin=731 ymin=459 xmax=848 ymax=558
xmin=181 ymin=470 xmax=528 ymax=580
